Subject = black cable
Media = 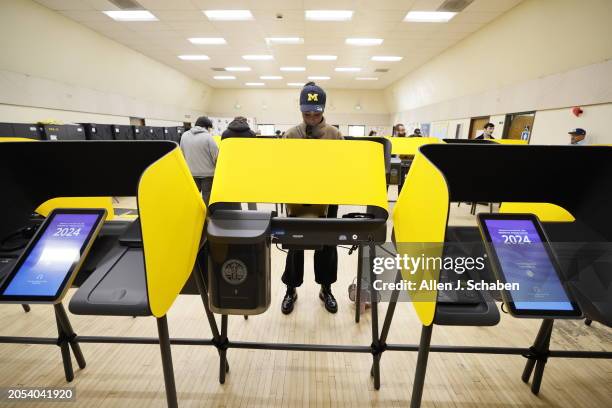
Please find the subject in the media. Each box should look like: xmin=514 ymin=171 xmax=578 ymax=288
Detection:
xmin=274 ymin=243 xmax=288 ymax=253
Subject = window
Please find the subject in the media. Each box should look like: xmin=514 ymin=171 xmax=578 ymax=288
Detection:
xmin=348 ymin=125 xmax=365 ymax=137
xmin=257 ymin=124 xmax=275 ymax=135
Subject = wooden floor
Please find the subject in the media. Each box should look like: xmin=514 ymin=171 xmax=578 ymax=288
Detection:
xmin=0 ymin=195 xmax=610 ymax=407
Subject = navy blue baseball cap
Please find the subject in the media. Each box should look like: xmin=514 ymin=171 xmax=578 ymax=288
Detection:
xmin=300 ymin=82 xmax=326 ymax=112
xmin=568 ymin=128 xmax=586 ymax=136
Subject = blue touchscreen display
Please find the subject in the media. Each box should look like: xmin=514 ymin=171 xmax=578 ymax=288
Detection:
xmin=484 ymin=219 xmax=573 ymax=311
xmin=3 ymin=213 xmax=99 ymax=297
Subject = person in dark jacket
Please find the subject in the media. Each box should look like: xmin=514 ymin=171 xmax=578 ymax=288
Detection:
xmin=221 ymin=117 xmax=256 ymax=139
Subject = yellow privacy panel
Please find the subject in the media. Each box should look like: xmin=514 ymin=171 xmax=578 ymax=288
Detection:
xmin=493 ymin=139 xmax=528 ymax=145
xmin=211 ymin=138 xmax=388 ymax=211
xmin=393 ymin=153 xmax=449 ymax=326
xmin=499 ymin=202 xmax=575 ymax=222
xmin=388 ymin=137 xmax=440 ymax=156
xmin=212 ymin=135 xmax=221 ymax=146
xmin=36 ymin=197 xmax=115 ymax=220
xmin=138 ymin=147 xmax=206 ymax=317
xmin=0 ymin=137 xmax=36 ymax=142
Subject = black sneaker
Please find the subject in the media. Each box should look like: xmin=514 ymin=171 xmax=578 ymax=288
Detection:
xmin=281 ymin=287 xmax=297 ymax=315
xmin=319 ymin=285 xmax=338 ymax=314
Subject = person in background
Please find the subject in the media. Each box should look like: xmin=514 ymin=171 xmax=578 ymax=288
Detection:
xmin=368 ymin=130 xmax=377 ymax=136
xmin=221 ymin=116 xmax=256 ymax=140
xmin=569 ymin=128 xmax=587 ymax=145
xmin=409 ymin=128 xmax=422 ymax=137
xmin=179 ymin=116 xmax=217 ymax=204
xmin=475 ymin=122 xmax=495 ymax=140
xmin=281 ymin=81 xmax=342 ymax=315
xmin=275 ymin=130 xmax=282 ymax=137
xmin=394 ymin=123 xmax=407 ymax=137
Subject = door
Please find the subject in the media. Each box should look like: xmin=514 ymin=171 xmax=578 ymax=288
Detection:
xmin=469 ymin=116 xmax=490 ymax=139
xmin=503 ymin=112 xmax=535 ymax=140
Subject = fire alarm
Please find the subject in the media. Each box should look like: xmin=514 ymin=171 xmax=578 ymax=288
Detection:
xmin=572 ymin=106 xmax=583 ymax=117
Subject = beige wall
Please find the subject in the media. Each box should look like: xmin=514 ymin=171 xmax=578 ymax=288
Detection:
xmin=531 ymin=103 xmax=612 ymax=145
xmin=385 ymin=0 xmax=612 ymax=129
xmin=0 ymin=0 xmax=211 ymax=124
xmin=207 ymin=88 xmax=391 ymax=132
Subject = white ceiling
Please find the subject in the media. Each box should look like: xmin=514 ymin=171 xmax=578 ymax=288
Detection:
xmin=34 ymin=0 xmax=523 ymax=90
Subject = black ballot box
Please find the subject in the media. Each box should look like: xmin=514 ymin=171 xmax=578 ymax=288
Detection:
xmin=206 ymin=210 xmax=272 ymax=315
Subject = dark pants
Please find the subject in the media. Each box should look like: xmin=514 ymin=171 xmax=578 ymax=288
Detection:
xmin=193 ymin=176 xmax=214 ymax=205
xmin=281 ymin=205 xmax=338 ymax=288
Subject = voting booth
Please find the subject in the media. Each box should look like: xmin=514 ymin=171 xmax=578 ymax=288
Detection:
xmin=388 ymin=143 xmax=612 ymax=407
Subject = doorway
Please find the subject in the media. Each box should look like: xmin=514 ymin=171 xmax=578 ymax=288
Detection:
xmin=468 ymin=116 xmax=490 ymax=139
xmin=503 ymin=112 xmax=535 ymax=141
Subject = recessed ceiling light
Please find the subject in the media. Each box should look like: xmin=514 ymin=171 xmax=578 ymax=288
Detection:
xmin=308 ymin=76 xmax=330 ymax=80
xmin=335 ymin=67 xmax=361 ymax=72
xmin=260 ymin=76 xmax=283 ymax=80
xmin=265 ymin=37 xmax=304 ymax=45
xmin=103 ymin=10 xmax=157 ymax=21
xmin=280 ymin=66 xmax=306 ymax=72
xmin=225 ymin=66 xmax=251 ymax=71
xmin=178 ymin=55 xmax=210 ymax=60
xmin=214 ymin=75 xmax=236 ymax=80
xmin=203 ymin=10 xmax=254 ymax=21
xmin=307 ymin=55 xmax=337 ymax=61
xmin=345 ymin=38 xmax=383 ymax=46
xmin=188 ymin=37 xmax=226 ymax=45
xmin=246 ymin=82 xmax=265 ymax=86
xmin=242 ymin=55 xmax=274 ymax=60
xmin=404 ymin=11 xmax=457 ymax=22
xmin=371 ymin=56 xmax=402 ymax=62
xmin=356 ymin=77 xmax=378 ymax=81
xmin=288 ymin=82 xmax=306 ymax=86
xmin=305 ymin=10 xmax=353 ymax=21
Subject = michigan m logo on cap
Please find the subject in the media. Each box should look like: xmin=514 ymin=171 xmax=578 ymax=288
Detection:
xmin=307 ymin=93 xmax=319 ymax=102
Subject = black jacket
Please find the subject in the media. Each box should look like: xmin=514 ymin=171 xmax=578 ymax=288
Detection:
xmin=221 ymin=119 xmax=255 ymax=140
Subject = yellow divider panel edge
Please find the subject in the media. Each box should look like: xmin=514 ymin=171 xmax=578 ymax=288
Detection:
xmin=138 ymin=146 xmax=206 ymax=317
xmin=36 ymin=197 xmax=115 ymax=221
xmin=493 ymin=139 xmax=528 ymax=145
xmin=393 ymin=150 xmax=449 ymax=326
xmin=211 ymin=138 xmax=388 ymax=211
xmin=499 ymin=202 xmax=575 ymax=222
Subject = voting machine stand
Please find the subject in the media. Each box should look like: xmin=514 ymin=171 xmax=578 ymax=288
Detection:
xmin=201 ymin=138 xmax=391 ymax=388
xmin=0 ymin=140 xmax=206 ymax=408
xmin=384 ymin=143 xmax=612 ymax=407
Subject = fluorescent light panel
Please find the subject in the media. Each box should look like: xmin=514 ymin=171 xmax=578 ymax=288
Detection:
xmin=305 ymin=10 xmax=353 ymax=21
xmin=265 ymin=37 xmax=303 ymax=45
xmin=260 ymin=76 xmax=283 ymax=80
xmin=404 ymin=11 xmax=456 ymax=22
xmin=307 ymin=55 xmax=337 ymax=61
xmin=335 ymin=67 xmax=361 ymax=72
xmin=356 ymin=77 xmax=378 ymax=81
xmin=280 ymin=66 xmax=306 ymax=72
xmin=346 ymin=38 xmax=383 ymax=46
xmin=103 ymin=10 xmax=157 ymax=21
xmin=308 ymin=76 xmax=330 ymax=80
xmin=204 ymin=10 xmax=253 ymax=21
xmin=242 ymin=54 xmax=274 ymax=60
xmin=178 ymin=55 xmax=210 ymax=60
xmin=225 ymin=66 xmax=251 ymax=71
xmin=288 ymin=82 xmax=305 ymax=86
xmin=246 ymin=82 xmax=265 ymax=86
xmin=189 ymin=37 xmax=226 ymax=45
xmin=214 ymin=76 xmax=236 ymax=80
xmin=372 ymin=56 xmax=402 ymax=62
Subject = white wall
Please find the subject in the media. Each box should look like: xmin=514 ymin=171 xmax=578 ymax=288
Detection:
xmin=207 ymin=88 xmax=391 ymax=132
xmin=0 ymin=104 xmax=130 ymax=125
xmin=385 ymin=0 xmax=612 ymax=134
xmin=0 ymin=0 xmax=211 ymax=125
xmin=531 ymin=103 xmax=612 ymax=145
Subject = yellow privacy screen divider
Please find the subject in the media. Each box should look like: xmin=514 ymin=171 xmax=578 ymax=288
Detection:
xmin=211 ymin=138 xmax=388 ymax=211
xmin=393 ymin=150 xmax=449 ymax=326
xmin=138 ymin=147 xmax=206 ymax=317
xmin=0 ymin=137 xmax=36 ymax=142
xmin=499 ymin=202 xmax=575 ymax=222
xmin=493 ymin=139 xmax=528 ymax=145
xmin=213 ymin=135 xmax=221 ymax=146
xmin=36 ymin=197 xmax=115 ymax=220
xmin=387 ymin=137 xmax=440 ymax=155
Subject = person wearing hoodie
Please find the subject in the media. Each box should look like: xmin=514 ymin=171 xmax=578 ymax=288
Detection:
xmin=281 ymin=82 xmax=342 ymax=316
xmin=179 ymin=116 xmax=217 ymax=204
xmin=221 ymin=116 xmax=256 ymax=140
